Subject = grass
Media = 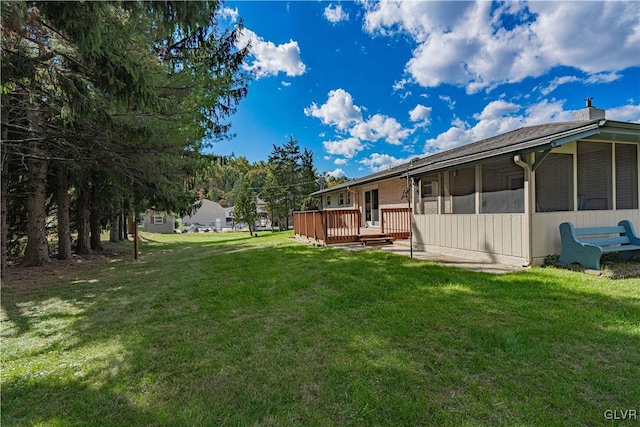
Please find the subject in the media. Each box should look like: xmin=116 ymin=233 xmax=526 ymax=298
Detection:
xmin=2 ymin=231 xmax=639 ymax=426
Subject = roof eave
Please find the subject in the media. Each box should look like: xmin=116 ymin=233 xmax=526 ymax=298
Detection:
xmin=407 ymin=121 xmax=606 ymax=177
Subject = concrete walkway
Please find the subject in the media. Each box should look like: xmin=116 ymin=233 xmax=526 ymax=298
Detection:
xmin=381 ymin=240 xmax=524 ymax=274
xmin=294 ymin=235 xmax=525 ymax=274
xmin=332 ymin=239 xmax=524 ymax=274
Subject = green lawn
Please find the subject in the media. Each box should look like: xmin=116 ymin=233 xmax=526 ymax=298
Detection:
xmin=2 ymin=231 xmax=639 ymax=426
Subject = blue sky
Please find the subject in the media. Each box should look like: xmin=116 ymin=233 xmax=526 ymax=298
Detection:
xmin=212 ymin=1 xmax=640 ymax=179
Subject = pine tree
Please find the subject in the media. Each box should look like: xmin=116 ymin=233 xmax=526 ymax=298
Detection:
xmin=1 ymin=1 xmax=250 ymax=270
xmin=262 ymin=136 xmax=318 ymax=230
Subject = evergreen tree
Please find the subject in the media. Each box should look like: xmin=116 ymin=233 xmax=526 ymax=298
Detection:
xmin=233 ymin=179 xmax=258 ymax=236
xmin=1 ymin=1 xmax=250 ymax=271
xmin=262 ymin=136 xmax=318 ymax=230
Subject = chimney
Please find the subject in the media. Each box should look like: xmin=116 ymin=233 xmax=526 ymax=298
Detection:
xmin=572 ymin=97 xmax=606 ymax=121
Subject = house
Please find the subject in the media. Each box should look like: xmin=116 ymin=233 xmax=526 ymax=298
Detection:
xmin=255 ymin=198 xmax=271 ymax=229
xmin=142 ymin=210 xmax=176 ymax=234
xmin=297 ymin=102 xmax=640 ymax=266
xmin=226 ymin=199 xmax=272 ymax=230
xmin=181 ymin=199 xmax=227 ymax=230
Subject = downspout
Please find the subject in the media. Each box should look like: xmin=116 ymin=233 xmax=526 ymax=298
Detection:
xmin=514 ymin=154 xmax=532 ymax=267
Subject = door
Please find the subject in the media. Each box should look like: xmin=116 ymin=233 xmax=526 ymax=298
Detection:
xmin=364 ymin=189 xmax=379 ymax=226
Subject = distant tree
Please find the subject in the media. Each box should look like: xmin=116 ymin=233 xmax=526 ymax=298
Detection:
xmin=299 ymin=148 xmax=320 ymax=210
xmin=262 ymin=136 xmax=318 ymax=229
xmin=233 ymin=180 xmax=258 ymax=236
xmin=262 ymin=167 xmax=288 ymax=230
xmin=326 ymin=175 xmax=349 ymax=188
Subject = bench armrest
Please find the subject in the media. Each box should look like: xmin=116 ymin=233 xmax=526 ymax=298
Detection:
xmin=619 ymin=220 xmax=640 ymax=246
xmin=558 ymin=222 xmax=603 ymax=268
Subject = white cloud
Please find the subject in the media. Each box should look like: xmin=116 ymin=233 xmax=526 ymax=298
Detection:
xmin=409 ymin=104 xmax=432 ymax=127
xmin=304 ymin=89 xmax=363 ymax=130
xmin=530 ymin=2 xmax=640 ymax=73
xmin=218 ymin=7 xmax=239 ymax=22
xmin=539 ymin=76 xmax=580 ymax=96
xmin=363 ymin=1 xmax=640 ymax=94
xmin=423 ymin=99 xmax=572 ymax=153
xmin=324 ymin=4 xmax=349 ymax=24
xmin=585 ymin=72 xmax=622 ymax=84
xmin=334 ymin=158 xmax=348 ymax=165
xmin=323 ymin=137 xmax=365 ymax=158
xmin=326 ymin=168 xmax=346 ymax=178
xmin=392 ymin=78 xmax=411 ymax=92
xmin=349 ymin=114 xmax=411 ymax=144
xmin=237 ymin=28 xmax=306 ymax=78
xmin=439 ymin=95 xmax=456 ymax=110
xmin=600 ymin=104 xmax=640 ymax=123
xmin=281 ymin=81 xmax=292 ymax=87
xmin=307 ymin=88 xmax=413 ymax=161
xmin=523 ymin=100 xmax=572 ymax=125
xmin=359 ymin=153 xmax=408 ymax=173
xmin=472 ymin=100 xmax=520 ymax=121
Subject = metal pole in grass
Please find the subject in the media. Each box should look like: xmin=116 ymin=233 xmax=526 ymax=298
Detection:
xmin=134 ymin=213 xmax=139 ymax=260
xmin=404 ymin=162 xmax=413 ymax=259
xmin=407 ymin=170 xmax=413 ymax=258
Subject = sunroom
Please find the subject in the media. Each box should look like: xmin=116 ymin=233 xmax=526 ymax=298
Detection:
xmin=409 ymin=120 xmax=640 ymax=266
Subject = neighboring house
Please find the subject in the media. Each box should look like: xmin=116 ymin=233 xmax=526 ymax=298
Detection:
xmin=226 ymin=199 xmax=272 ymax=229
xmin=182 ymin=199 xmax=226 ymax=229
xmin=142 ymin=210 xmax=176 ymax=234
xmin=255 ymin=198 xmax=271 ymax=229
xmin=299 ymin=102 xmax=640 ymax=266
xmin=225 ymin=206 xmax=234 ymax=227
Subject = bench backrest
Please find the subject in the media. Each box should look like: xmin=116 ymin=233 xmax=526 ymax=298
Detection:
xmin=567 ymin=225 xmax=631 ymax=247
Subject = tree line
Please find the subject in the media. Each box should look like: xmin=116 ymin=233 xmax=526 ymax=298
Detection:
xmin=193 ymin=136 xmax=320 ymax=232
xmin=1 ymin=1 xmax=250 ymax=274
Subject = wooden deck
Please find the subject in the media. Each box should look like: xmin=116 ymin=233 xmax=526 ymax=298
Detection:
xmin=294 ymin=209 xmax=410 ymax=246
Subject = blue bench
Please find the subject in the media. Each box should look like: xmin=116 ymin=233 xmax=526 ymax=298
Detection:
xmin=558 ymin=220 xmax=640 ymax=270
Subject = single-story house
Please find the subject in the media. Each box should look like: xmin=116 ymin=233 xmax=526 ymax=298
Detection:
xmin=297 ymin=102 xmax=640 ymax=266
xmin=182 ymin=199 xmax=226 ymax=229
xmin=142 ymin=210 xmax=176 ymax=234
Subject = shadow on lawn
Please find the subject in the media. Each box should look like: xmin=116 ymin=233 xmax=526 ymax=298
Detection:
xmin=2 ymin=236 xmax=640 ymax=425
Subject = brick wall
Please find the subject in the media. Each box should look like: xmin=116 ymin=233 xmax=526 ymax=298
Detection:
xmin=443 ymin=172 xmax=451 ymax=213
xmin=377 ymin=178 xmax=408 ymax=209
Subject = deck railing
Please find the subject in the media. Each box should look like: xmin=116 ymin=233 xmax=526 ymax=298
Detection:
xmin=293 ymin=209 xmax=361 ymax=244
xmin=293 ymin=211 xmax=325 ymax=241
xmin=381 ymin=208 xmax=411 ymax=239
xmin=324 ymin=209 xmax=360 ymax=243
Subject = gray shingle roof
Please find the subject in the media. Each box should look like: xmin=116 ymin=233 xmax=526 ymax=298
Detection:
xmin=312 ymin=119 xmax=629 ymax=195
xmin=407 ymin=119 xmax=603 ymax=176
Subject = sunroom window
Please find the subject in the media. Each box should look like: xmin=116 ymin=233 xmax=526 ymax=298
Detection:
xmin=615 ymin=143 xmax=638 ymax=209
xmin=535 ymin=153 xmax=573 ymax=212
xmin=578 ymin=142 xmax=612 ymax=210
xmin=449 ymin=167 xmax=475 ymax=214
xmin=481 ymin=158 xmax=524 ymax=213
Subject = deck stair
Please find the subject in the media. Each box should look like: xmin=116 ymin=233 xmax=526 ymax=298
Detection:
xmin=358 ymin=234 xmax=393 ymax=246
